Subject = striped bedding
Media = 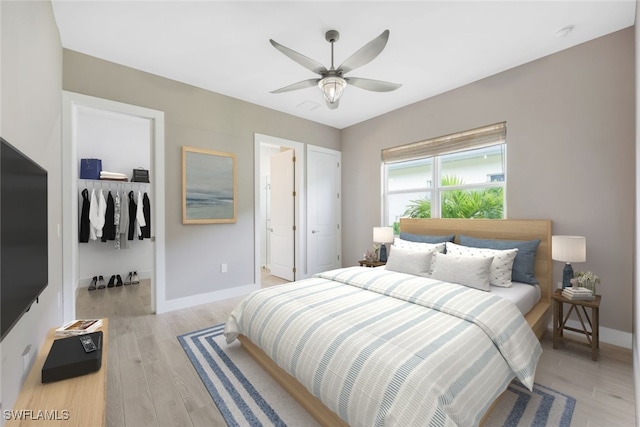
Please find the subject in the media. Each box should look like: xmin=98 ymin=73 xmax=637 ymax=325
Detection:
xmin=224 ymin=266 xmax=542 ymax=427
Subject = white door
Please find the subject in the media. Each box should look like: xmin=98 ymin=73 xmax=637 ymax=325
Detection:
xmin=307 ymin=146 xmax=341 ymax=276
xmin=269 ymin=149 xmax=295 ymax=281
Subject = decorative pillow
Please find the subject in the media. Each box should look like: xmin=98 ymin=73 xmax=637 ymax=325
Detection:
xmin=385 ymin=246 xmax=434 ymax=277
xmin=399 ymin=232 xmax=455 ymax=244
xmin=393 ymin=238 xmax=446 ymax=254
xmin=430 ymin=252 xmax=493 ymax=291
xmin=445 ymin=242 xmax=518 ymax=287
xmin=459 ymin=235 xmax=540 ymax=285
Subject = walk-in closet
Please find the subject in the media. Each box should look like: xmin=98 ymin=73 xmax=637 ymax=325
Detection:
xmin=63 ymin=94 xmax=163 ymax=320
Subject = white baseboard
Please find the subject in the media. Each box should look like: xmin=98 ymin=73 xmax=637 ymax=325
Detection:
xmin=633 ymin=336 xmax=640 ymax=426
xmin=547 ymin=319 xmax=632 ymax=349
xmin=156 ymin=283 xmax=259 ymax=314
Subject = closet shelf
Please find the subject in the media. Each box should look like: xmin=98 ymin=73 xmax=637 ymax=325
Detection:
xmin=78 ymin=179 xmax=150 ymax=190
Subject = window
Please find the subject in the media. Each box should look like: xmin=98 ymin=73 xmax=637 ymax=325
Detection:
xmin=382 ymin=123 xmax=506 ymax=232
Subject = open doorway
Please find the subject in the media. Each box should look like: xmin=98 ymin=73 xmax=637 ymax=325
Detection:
xmin=255 ymin=134 xmax=305 ymax=288
xmin=62 ymin=92 xmax=166 ymax=322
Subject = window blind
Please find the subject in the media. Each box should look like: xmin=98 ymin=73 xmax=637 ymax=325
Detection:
xmin=381 ymin=122 xmax=506 ymax=164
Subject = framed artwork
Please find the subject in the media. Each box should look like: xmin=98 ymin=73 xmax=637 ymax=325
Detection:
xmin=182 ymin=146 xmax=237 ymax=224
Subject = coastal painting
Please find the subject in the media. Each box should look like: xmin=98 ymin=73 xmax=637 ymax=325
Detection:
xmin=182 ymin=146 xmax=236 ymax=224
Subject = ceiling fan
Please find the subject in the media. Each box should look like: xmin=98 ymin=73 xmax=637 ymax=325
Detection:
xmin=269 ymin=29 xmax=402 ymax=110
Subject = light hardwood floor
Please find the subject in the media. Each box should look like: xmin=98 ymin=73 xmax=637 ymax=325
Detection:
xmin=76 ymin=276 xmax=634 ymax=427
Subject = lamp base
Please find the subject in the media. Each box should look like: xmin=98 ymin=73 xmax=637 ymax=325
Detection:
xmin=562 ymin=263 xmax=574 ymax=289
xmin=379 ymin=244 xmax=388 ymax=262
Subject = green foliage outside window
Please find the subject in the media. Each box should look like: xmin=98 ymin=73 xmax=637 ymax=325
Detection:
xmin=401 ymin=175 xmax=504 ymax=221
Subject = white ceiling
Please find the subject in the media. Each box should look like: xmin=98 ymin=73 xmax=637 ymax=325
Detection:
xmin=51 ymin=1 xmax=636 ymax=130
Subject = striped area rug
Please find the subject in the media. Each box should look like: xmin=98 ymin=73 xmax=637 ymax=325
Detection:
xmin=178 ymin=324 xmax=575 ymax=427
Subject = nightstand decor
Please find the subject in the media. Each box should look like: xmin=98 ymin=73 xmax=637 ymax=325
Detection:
xmin=571 ymin=270 xmax=600 ymax=295
xmin=364 ymin=246 xmax=379 ymax=262
xmin=373 ymin=227 xmax=394 ymax=262
xmin=552 ymin=235 xmax=586 ymax=288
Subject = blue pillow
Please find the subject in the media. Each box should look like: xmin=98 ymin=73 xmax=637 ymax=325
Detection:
xmin=399 ymin=232 xmax=455 ymax=244
xmin=458 ymin=235 xmax=541 ymax=285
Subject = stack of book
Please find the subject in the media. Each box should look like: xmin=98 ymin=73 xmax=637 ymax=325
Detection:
xmin=55 ymin=319 xmax=102 ymax=337
xmin=562 ymin=287 xmax=595 ymax=301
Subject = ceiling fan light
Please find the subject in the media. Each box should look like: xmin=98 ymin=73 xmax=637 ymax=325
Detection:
xmin=318 ymin=76 xmax=346 ymax=104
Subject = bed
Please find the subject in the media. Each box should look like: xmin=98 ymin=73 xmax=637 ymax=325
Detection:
xmin=225 ymin=218 xmax=552 ymax=426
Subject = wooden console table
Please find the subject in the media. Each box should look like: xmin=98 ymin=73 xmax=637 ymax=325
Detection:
xmin=6 ymin=319 xmax=108 ymax=426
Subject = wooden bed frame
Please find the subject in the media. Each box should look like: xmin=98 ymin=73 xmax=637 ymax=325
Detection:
xmin=239 ymin=218 xmax=553 ymax=427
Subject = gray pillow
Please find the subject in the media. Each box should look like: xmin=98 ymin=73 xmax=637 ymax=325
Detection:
xmin=385 ymin=246 xmax=434 ymax=276
xmin=458 ymin=235 xmax=540 ymax=285
xmin=430 ymin=252 xmax=493 ymax=291
xmin=399 ymin=232 xmax=455 ymax=244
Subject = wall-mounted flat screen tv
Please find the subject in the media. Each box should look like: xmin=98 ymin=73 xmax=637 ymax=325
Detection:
xmin=1 ymin=137 xmax=48 ymax=341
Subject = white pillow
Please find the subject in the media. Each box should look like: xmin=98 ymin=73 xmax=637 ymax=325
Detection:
xmin=385 ymin=246 xmax=434 ymax=277
xmin=445 ymin=242 xmax=518 ymax=287
xmin=430 ymin=252 xmax=493 ymax=291
xmin=393 ymin=238 xmax=446 ymax=254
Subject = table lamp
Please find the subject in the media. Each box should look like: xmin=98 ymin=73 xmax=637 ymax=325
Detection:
xmin=552 ymin=235 xmax=586 ymax=289
xmin=373 ymin=227 xmax=395 ymax=262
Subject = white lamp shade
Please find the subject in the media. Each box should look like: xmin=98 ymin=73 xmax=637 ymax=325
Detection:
xmin=373 ymin=227 xmax=395 ymax=244
xmin=318 ymin=76 xmax=346 ymax=104
xmin=552 ymin=235 xmax=586 ymax=263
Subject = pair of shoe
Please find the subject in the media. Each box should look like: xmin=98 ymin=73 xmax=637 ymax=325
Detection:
xmin=88 ymin=275 xmax=106 ymax=291
xmin=107 ymin=274 xmax=124 ymax=288
xmin=124 ymin=271 xmax=140 ymax=285
xmin=88 ymin=274 xmax=123 ymax=291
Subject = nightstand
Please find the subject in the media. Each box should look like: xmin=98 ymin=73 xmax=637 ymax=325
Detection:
xmin=552 ymin=289 xmax=601 ymax=361
xmin=358 ymin=260 xmax=386 ymax=268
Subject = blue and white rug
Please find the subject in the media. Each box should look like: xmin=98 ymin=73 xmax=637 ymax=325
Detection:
xmin=178 ymin=324 xmax=575 ymax=427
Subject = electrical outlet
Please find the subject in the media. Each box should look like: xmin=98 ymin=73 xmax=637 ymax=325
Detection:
xmin=221 ymin=264 xmax=228 ymax=273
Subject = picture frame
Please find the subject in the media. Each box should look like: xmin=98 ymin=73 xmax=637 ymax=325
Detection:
xmin=182 ymin=146 xmax=237 ymax=224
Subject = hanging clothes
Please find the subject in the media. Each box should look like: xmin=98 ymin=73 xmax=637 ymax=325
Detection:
xmin=96 ymin=189 xmax=106 ymax=238
xmin=88 ymin=188 xmax=97 ymax=241
xmin=141 ymin=192 xmax=151 ymax=239
xmin=88 ymin=188 xmax=105 ymax=240
xmin=101 ymin=191 xmax=116 ymax=242
xmin=79 ymin=188 xmax=90 ymax=243
xmin=127 ymin=191 xmax=137 ymax=240
xmin=136 ymin=190 xmax=146 ymax=240
xmin=114 ymin=191 xmax=121 ymax=249
xmin=119 ymin=190 xmax=130 ymax=248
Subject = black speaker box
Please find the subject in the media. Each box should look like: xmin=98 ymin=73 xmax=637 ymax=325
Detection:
xmin=41 ymin=331 xmax=103 ymax=383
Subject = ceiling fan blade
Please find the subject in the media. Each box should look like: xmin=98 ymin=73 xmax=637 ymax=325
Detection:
xmin=326 ymin=99 xmax=340 ymax=110
xmin=347 ymin=77 xmax=402 ymax=92
xmin=270 ymin=39 xmax=327 ymax=75
xmin=338 ymin=30 xmax=390 ymax=74
xmin=270 ymin=79 xmax=319 ymax=94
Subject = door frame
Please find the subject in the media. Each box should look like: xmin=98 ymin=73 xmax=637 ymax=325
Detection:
xmin=254 ymin=134 xmax=306 ymax=285
xmin=61 ymin=91 xmax=166 ymax=320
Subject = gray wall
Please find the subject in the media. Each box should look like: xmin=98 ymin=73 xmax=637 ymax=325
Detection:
xmin=0 ymin=0 xmax=64 ymax=417
xmin=62 ymin=51 xmax=341 ymax=300
xmin=341 ymin=28 xmax=635 ymax=334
